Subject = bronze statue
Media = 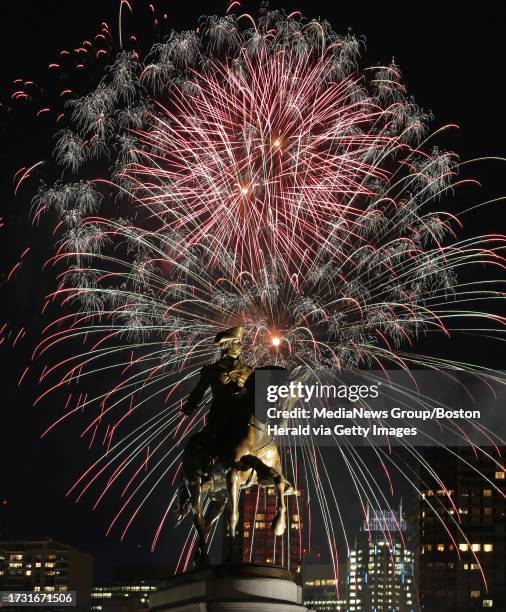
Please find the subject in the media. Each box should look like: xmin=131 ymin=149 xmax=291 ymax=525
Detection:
xmin=177 ymin=326 xmax=293 ymax=567
xmin=182 ymin=326 xmax=253 ymax=451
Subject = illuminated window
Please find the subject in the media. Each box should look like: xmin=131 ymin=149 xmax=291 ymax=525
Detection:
xmin=425 ymin=544 xmax=433 ymax=551
xmin=459 ymin=544 xmax=469 ymax=552
xmin=483 ymin=489 xmax=492 ymax=497
xmin=34 ymin=587 xmax=40 ymax=593
xmin=426 ymin=490 xmax=434 ymax=496
xmin=35 ymin=562 xmax=42 ymax=568
xmin=483 ymin=600 xmax=493 ymax=607
xmin=471 ymin=544 xmax=481 ymax=552
xmin=470 ymin=590 xmax=481 ymax=598
xmin=495 ymin=471 xmax=505 ymax=480
xmin=437 ymin=544 xmax=445 ymax=552
xmin=483 ymin=544 xmax=493 ymax=552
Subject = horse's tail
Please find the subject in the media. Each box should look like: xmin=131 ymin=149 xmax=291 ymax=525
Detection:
xmin=175 ymin=481 xmax=191 ymax=525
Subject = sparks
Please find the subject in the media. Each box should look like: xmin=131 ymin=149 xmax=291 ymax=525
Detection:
xmin=14 ymin=5 xmax=506 ymax=585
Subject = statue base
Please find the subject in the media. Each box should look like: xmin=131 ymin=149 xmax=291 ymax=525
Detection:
xmin=149 ymin=564 xmax=308 ymax=612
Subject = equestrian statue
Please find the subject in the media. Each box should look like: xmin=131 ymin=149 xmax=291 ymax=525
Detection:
xmin=176 ymin=326 xmax=294 ymax=567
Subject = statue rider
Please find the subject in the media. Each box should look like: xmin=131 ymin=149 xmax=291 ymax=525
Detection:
xmin=181 ymin=326 xmax=253 ymax=458
xmin=177 ymin=325 xmax=294 ymax=552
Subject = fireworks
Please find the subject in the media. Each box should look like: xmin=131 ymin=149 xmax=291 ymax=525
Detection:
xmin=11 ymin=5 xmax=506 ymax=575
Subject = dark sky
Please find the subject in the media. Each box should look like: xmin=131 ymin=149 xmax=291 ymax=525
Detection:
xmin=0 ymin=0 xmax=505 ymax=583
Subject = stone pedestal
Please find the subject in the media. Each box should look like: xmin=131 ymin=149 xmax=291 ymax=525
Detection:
xmin=149 ymin=564 xmax=308 ymax=612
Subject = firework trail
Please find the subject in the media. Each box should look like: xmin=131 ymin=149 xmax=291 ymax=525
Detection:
xmin=9 ymin=4 xmax=506 ymax=582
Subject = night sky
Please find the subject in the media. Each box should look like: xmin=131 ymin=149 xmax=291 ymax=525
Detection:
xmin=0 ymin=1 xmax=504 ymax=582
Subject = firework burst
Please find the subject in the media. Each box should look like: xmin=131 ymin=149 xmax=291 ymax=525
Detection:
xmin=12 ymin=5 xmax=506 ymax=580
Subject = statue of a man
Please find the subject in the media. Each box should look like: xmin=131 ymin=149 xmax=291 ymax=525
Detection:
xmin=177 ymin=326 xmax=293 ymax=553
xmin=182 ymin=326 xmax=253 ymax=452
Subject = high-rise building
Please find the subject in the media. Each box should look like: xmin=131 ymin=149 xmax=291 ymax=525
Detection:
xmin=91 ymin=565 xmax=164 ymax=612
xmin=416 ymin=447 xmax=506 ymax=610
xmin=347 ymin=505 xmax=415 ymax=611
xmin=0 ymin=538 xmax=93 ymax=611
xmin=302 ymin=559 xmax=347 ymax=611
xmin=238 ymin=486 xmax=304 ymax=578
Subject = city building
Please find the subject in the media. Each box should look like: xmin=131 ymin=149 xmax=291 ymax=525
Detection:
xmin=347 ymin=504 xmax=415 ymax=611
xmin=416 ymin=447 xmax=506 ymax=610
xmin=91 ymin=584 xmax=157 ymax=612
xmin=0 ymin=537 xmax=93 ymax=611
xmin=238 ymin=486 xmax=304 ymax=578
xmin=302 ymin=559 xmax=347 ymax=611
xmin=91 ymin=564 xmax=164 ymax=612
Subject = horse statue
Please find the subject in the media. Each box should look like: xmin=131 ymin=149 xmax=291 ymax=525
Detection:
xmin=176 ymin=326 xmax=294 ymax=567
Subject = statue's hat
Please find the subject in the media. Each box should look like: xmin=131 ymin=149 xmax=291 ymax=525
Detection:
xmin=214 ymin=326 xmax=244 ymax=344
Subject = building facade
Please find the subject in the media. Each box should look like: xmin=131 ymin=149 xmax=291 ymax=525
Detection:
xmin=347 ymin=506 xmax=415 ymax=611
xmin=91 ymin=583 xmax=157 ymax=612
xmin=0 ymin=538 xmax=93 ymax=611
xmin=91 ymin=564 xmax=165 ymax=612
xmin=238 ymin=486 xmax=304 ymax=578
xmin=302 ymin=561 xmax=347 ymax=611
xmin=416 ymin=447 xmax=506 ymax=610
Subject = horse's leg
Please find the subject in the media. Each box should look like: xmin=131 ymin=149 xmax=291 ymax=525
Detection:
xmin=271 ymin=474 xmax=287 ymax=537
xmin=175 ymin=481 xmax=191 ymax=525
xmin=203 ymin=489 xmax=228 ymax=539
xmin=189 ymin=479 xmax=209 ymax=567
xmin=227 ymin=469 xmax=241 ymax=538
xmin=225 ymin=469 xmax=243 ymax=564
xmin=271 ymin=447 xmax=294 ymax=495
xmin=237 ymin=455 xmax=287 ymax=536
